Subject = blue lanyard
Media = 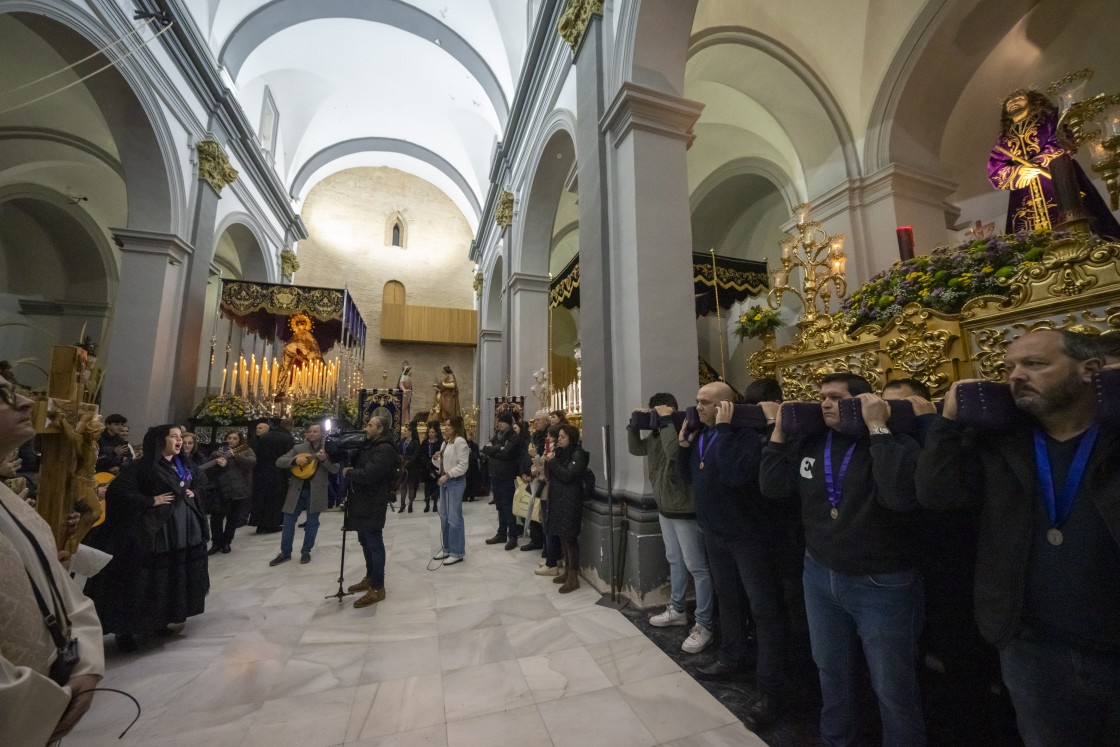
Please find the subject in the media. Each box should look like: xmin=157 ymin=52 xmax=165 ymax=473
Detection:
xmin=1033 ymin=425 xmax=1098 ymax=526
xmin=823 ymin=430 xmax=858 ymax=509
xmin=171 ymin=455 xmax=190 ymax=484
xmin=698 ymin=430 xmax=717 ymax=463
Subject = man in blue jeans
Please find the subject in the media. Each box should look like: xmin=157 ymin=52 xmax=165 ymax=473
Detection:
xmin=627 ymin=392 xmax=713 ymax=655
xmin=271 ymin=421 xmax=339 ymax=566
xmin=761 ymin=372 xmax=926 ymax=746
xmin=343 ymin=414 xmax=397 ymax=607
xmin=482 ymin=412 xmax=523 ymax=550
xmin=917 ymin=330 xmax=1120 ymax=746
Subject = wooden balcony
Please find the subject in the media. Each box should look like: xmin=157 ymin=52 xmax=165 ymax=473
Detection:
xmin=380 ymin=302 xmax=477 ymax=346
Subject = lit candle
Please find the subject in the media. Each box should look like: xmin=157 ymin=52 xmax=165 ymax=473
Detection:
xmin=896 ymin=226 xmax=915 ymax=261
xmin=219 ymin=367 xmax=226 ymax=396
xmin=271 ymin=359 xmax=280 ymax=392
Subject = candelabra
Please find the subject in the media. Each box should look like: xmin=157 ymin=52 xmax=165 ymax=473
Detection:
xmin=767 ymin=202 xmax=848 ymax=328
xmin=1049 ymin=69 xmax=1120 ymax=211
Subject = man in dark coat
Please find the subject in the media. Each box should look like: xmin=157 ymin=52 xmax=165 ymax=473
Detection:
xmin=250 ymin=419 xmax=293 ymax=533
xmin=95 ymin=413 xmax=132 ymax=474
xmin=343 ymin=414 xmax=398 ymax=608
xmin=482 ymin=412 xmax=523 ymax=549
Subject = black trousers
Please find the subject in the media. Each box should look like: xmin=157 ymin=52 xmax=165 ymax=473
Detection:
xmin=210 ymin=499 xmax=250 ymax=548
xmin=705 ymin=531 xmax=791 ymax=696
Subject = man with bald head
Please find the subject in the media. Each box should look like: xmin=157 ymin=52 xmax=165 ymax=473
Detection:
xmin=918 ymin=329 xmax=1120 ymax=746
xmin=678 ymin=381 xmax=788 ymax=728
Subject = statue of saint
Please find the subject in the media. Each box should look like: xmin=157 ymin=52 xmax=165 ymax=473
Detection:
xmin=397 ymin=362 xmax=413 ymax=424
xmin=435 ymin=365 xmax=461 ymax=421
xmin=988 ymin=89 xmax=1120 ymax=236
xmin=277 ymin=313 xmax=322 ymax=394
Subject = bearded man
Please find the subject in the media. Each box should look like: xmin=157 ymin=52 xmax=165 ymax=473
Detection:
xmin=917 ymin=329 xmax=1120 ymax=746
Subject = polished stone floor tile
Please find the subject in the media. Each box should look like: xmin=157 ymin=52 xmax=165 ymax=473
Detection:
xmin=438 ymin=625 xmax=516 ymax=671
xmin=537 ymin=687 xmax=657 ymax=747
xmin=517 ymin=645 xmax=614 ymax=703
xmin=660 ymin=721 xmax=770 ymax=747
xmin=586 ymin=634 xmax=683 ymax=686
xmin=445 ymin=703 xmax=551 ymax=747
xmin=442 ymin=659 xmax=535 ymax=722
xmin=619 ymin=671 xmax=740 ymax=743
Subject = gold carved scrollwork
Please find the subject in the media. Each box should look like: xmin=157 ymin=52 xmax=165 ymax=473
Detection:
xmin=748 ymin=335 xmax=777 ymax=380
xmin=557 ymin=0 xmax=603 ymax=51
xmin=1006 ymin=237 xmax=1120 ymax=306
xmin=971 ymin=327 xmax=1010 ymax=381
xmin=779 ymin=351 xmax=882 ymax=402
xmin=495 ymin=190 xmax=514 ymax=229
xmin=197 ymin=140 xmax=238 ymax=194
xmin=883 ymin=305 xmax=954 ymax=393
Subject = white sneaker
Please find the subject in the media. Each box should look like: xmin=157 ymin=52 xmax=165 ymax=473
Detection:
xmin=433 ymin=550 xmax=450 ymax=560
xmin=534 ymin=565 xmax=560 ymax=576
xmin=649 ymin=607 xmax=689 ymax=627
xmin=681 ymin=624 xmax=713 ymax=654
xmin=442 ymin=556 xmax=463 ymax=566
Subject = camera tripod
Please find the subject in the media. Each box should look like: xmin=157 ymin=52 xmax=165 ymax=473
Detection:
xmin=325 ymin=493 xmax=356 ymax=603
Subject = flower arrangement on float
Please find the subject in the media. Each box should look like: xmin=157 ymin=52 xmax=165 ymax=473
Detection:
xmin=340 ymin=397 xmax=358 ymax=426
xmin=194 ymin=394 xmax=249 ymax=426
xmin=735 ymin=305 xmax=784 ymax=340
xmin=290 ymin=396 xmax=334 ymax=426
xmin=838 ymin=230 xmax=1093 ymax=331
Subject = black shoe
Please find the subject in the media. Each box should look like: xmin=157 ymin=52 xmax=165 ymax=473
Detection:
xmin=696 ymin=660 xmax=747 ymax=681
xmin=207 ymin=544 xmax=221 ymax=555
xmin=221 ymin=545 xmax=231 ymax=554
xmin=520 ymin=542 xmax=543 ymax=552
xmin=484 ymin=534 xmax=506 ymax=545
xmin=116 ymin=633 xmax=138 ymax=653
xmin=298 ymin=521 xmax=307 ymax=528
xmin=424 ymin=503 xmax=430 ymax=513
xmin=300 ymin=551 xmax=311 ymax=564
xmin=408 ymin=504 xmax=413 ymax=513
xmin=488 ymin=499 xmax=495 ymax=505
xmin=269 ymin=553 xmax=291 ymax=566
xmin=744 ymin=692 xmax=781 ymax=730
xmin=504 ymin=538 xmax=518 ymax=551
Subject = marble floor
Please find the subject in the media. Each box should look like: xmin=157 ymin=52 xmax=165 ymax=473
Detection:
xmin=65 ymin=500 xmax=768 ymax=747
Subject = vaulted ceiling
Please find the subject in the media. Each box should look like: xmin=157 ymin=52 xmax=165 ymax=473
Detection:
xmin=182 ymin=0 xmax=534 ymax=229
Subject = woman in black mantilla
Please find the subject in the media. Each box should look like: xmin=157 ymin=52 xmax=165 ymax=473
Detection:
xmin=85 ymin=424 xmax=210 ymax=652
xmin=543 ymin=424 xmax=589 ymax=594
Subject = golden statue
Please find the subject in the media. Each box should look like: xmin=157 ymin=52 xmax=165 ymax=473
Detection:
xmin=58 ymin=409 xmax=104 ymax=552
xmin=278 ymin=313 xmax=322 ymax=394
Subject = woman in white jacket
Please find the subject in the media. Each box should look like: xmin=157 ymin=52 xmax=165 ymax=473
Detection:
xmin=432 ymin=416 xmax=470 ymax=565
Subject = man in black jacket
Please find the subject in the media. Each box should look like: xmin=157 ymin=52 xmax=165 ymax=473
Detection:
xmin=482 ymin=412 xmax=522 ymax=550
xmin=96 ymin=413 xmax=132 ymax=474
xmin=917 ymin=329 xmax=1120 ymax=746
xmin=343 ymin=414 xmax=398 ymax=608
xmin=250 ymin=419 xmax=294 ymax=533
xmin=678 ymin=381 xmax=789 ymax=729
xmin=760 ymin=372 xmax=925 ymax=746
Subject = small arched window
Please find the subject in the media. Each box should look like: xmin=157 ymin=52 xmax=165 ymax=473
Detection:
xmin=385 ymin=212 xmax=408 ymax=248
xmin=392 ymin=222 xmax=402 ymax=246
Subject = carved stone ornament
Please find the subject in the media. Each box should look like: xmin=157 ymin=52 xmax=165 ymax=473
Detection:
xmin=280 ymin=248 xmax=300 ymax=277
xmin=557 ymin=0 xmax=604 ymax=51
xmin=473 ymin=270 xmax=484 ymax=296
xmin=883 ymin=305 xmax=955 ymax=393
xmin=196 ymin=139 xmax=239 ymax=193
xmin=495 ymin=190 xmax=514 ymax=229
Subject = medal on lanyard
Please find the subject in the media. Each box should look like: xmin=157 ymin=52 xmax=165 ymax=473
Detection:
xmin=173 ymin=456 xmax=190 ymax=488
xmin=1033 ymin=425 xmax=1098 ymax=546
xmin=698 ymin=430 xmax=717 ymax=470
xmin=824 ymin=430 xmax=857 ymax=520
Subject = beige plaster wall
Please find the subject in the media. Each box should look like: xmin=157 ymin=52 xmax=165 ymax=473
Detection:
xmin=295 ymin=166 xmax=478 ymax=422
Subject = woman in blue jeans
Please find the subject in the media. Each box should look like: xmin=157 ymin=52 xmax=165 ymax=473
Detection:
xmin=432 ymin=417 xmax=469 ymax=565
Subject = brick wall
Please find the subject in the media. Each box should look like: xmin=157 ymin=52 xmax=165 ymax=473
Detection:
xmin=296 ymin=167 xmax=478 ymax=421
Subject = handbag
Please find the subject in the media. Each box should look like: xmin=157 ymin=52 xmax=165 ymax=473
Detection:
xmin=512 ymin=477 xmax=541 ymax=523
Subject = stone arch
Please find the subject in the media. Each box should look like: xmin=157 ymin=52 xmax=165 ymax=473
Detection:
xmin=863 ymin=0 xmax=1036 ymax=175
xmin=513 ymin=118 xmax=577 ymax=277
xmin=689 ymin=157 xmax=799 ymax=216
xmin=213 ymin=212 xmax=274 ymax=283
xmin=1 ymin=4 xmax=182 ymax=235
xmin=613 ymin=0 xmax=699 ymax=96
xmin=688 ymin=26 xmax=860 ymax=182
xmin=219 ymin=0 xmax=509 ymax=125
xmin=483 ymin=253 xmax=503 ymax=330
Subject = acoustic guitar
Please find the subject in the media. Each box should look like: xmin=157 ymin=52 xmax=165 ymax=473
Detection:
xmin=290 ymin=455 xmax=319 ymax=481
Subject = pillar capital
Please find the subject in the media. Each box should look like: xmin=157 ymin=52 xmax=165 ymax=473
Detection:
xmin=601 ymin=83 xmax=704 ymax=145
xmin=196 ymin=139 xmax=239 ymax=194
xmin=111 ymin=229 xmax=193 ymax=260
xmin=507 ymin=272 xmax=551 ymax=295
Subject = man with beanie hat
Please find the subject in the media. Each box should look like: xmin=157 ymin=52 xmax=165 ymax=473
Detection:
xmin=482 ymin=412 xmax=523 ymax=550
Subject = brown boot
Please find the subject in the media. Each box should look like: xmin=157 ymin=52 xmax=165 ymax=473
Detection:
xmin=558 ymin=574 xmax=580 ymax=594
xmin=353 ymin=587 xmax=386 ymax=608
xmin=347 ymin=577 xmax=370 ymax=593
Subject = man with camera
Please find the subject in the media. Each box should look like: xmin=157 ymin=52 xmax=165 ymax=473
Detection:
xmin=761 ymin=372 xmax=925 ymax=746
xmin=342 ymin=414 xmax=398 ymax=608
xmin=271 ymin=421 xmax=339 ymax=566
xmin=0 ymin=374 xmax=105 ymax=745
xmin=917 ymin=329 xmax=1120 ymax=746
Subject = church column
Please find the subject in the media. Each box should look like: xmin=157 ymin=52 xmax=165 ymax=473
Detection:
xmin=101 ymin=230 xmax=193 ymax=430
xmin=171 ymin=140 xmax=239 ymax=421
xmin=506 ymin=272 xmax=550 ymax=403
xmin=478 ymin=328 xmax=503 ymax=437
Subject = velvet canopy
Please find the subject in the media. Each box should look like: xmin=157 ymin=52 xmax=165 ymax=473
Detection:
xmin=219 ymin=280 xmax=367 ymax=354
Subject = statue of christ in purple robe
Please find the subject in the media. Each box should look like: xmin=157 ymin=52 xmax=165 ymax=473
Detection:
xmin=988 ymin=89 xmax=1120 ymax=238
